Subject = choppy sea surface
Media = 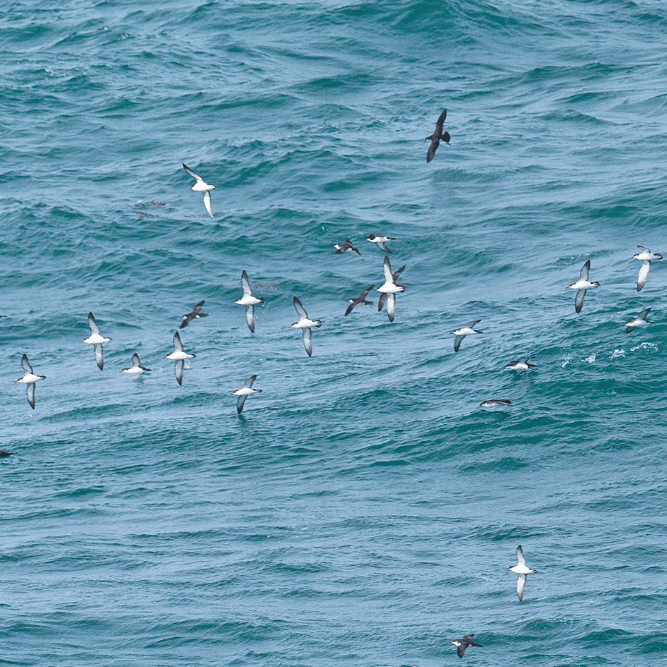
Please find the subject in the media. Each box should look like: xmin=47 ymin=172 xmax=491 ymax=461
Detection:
xmin=2 ymin=0 xmax=667 ymax=664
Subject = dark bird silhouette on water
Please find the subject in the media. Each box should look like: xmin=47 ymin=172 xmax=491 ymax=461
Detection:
xmin=426 ymin=108 xmax=450 ymax=163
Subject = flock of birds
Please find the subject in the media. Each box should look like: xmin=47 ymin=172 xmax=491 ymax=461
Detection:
xmin=6 ymin=109 xmax=663 ymax=659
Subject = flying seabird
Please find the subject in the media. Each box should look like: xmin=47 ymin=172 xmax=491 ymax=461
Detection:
xmin=634 ymin=246 xmax=662 ymax=292
xmin=233 ymin=374 xmax=262 ymax=414
xmin=453 ymin=320 xmax=482 ymax=352
xmin=452 ymin=634 xmax=482 ymax=659
xmin=0 ymin=451 xmax=12 ymax=457
xmin=509 ymin=545 xmax=537 ymax=602
xmin=183 ymin=163 xmax=215 ymax=218
xmin=235 ymin=270 xmax=264 ymax=333
xmin=505 ymin=357 xmax=537 ymax=371
xmin=180 ymin=300 xmax=208 ymax=329
xmin=17 ymin=354 xmax=45 ymax=410
xmin=83 ymin=312 xmax=111 ymax=370
xmin=480 ymin=399 xmax=512 ymax=408
xmin=625 ymin=307 xmax=652 ymax=333
xmin=426 ymin=108 xmax=450 ymax=163
xmin=377 ymin=256 xmax=405 ymax=322
xmin=367 ymin=234 xmax=395 ymax=253
xmin=292 ymin=297 xmax=322 ymax=357
xmin=568 ymin=259 xmax=599 ymax=313
xmin=166 ymin=331 xmax=195 ymax=385
xmin=122 ymin=353 xmax=151 ymax=374
xmin=334 ymin=239 xmax=361 ymax=256
xmin=345 ymin=285 xmax=374 ymax=316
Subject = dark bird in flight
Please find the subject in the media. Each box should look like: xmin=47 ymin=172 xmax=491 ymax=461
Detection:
xmin=426 ymin=108 xmax=450 ymax=163
xmin=180 ymin=300 xmax=208 ymax=329
xmin=452 ymin=634 xmax=482 ymax=658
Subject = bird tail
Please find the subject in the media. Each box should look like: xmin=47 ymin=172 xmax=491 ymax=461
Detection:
xmin=471 ymin=642 xmax=482 ymax=648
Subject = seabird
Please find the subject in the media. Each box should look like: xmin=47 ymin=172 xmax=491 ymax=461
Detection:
xmin=480 ymin=399 xmax=512 ymax=408
xmin=235 ymin=270 xmax=264 ymax=333
xmin=377 ymin=256 xmax=405 ymax=322
xmin=367 ymin=234 xmax=395 ymax=253
xmin=334 ymin=239 xmax=361 ymax=256
xmin=180 ymin=300 xmax=208 ymax=329
xmin=233 ymin=374 xmax=262 ymax=414
xmin=345 ymin=285 xmax=374 ymax=316
xmin=122 ymin=353 xmax=151 ymax=374
xmin=568 ymin=259 xmax=599 ymax=313
xmin=17 ymin=354 xmax=45 ymax=410
xmin=634 ymin=246 xmax=662 ymax=292
xmin=426 ymin=108 xmax=450 ymax=163
xmin=505 ymin=357 xmax=537 ymax=371
xmin=166 ymin=331 xmax=195 ymax=385
xmin=452 ymin=634 xmax=482 ymax=659
xmin=625 ymin=307 xmax=652 ymax=333
xmin=183 ymin=163 xmax=215 ymax=218
xmin=509 ymin=545 xmax=537 ymax=602
xmin=291 ymin=297 xmax=322 ymax=357
xmin=83 ymin=312 xmax=111 ymax=370
xmin=453 ymin=320 xmax=482 ymax=352
xmin=0 ymin=451 xmax=12 ymax=457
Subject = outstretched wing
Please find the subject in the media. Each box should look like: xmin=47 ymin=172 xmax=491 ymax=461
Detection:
xmin=580 ymin=259 xmax=590 ymax=281
xmin=575 ymin=289 xmax=586 ymax=313
xmin=454 ymin=334 xmax=465 ymax=352
xmin=435 ymin=108 xmax=447 ymax=131
xmin=26 ymin=382 xmax=36 ymax=409
xmin=426 ymin=137 xmax=439 ymax=163
xmin=203 ymin=190 xmax=214 ymax=218
xmin=293 ymin=297 xmax=308 ymax=319
xmin=386 ymin=293 xmax=396 ymax=322
xmin=245 ymin=305 xmax=255 ymax=333
xmin=132 ymin=353 xmax=141 ymax=367
xmin=392 ymin=265 xmax=406 ymax=281
xmin=378 ymin=293 xmax=387 ymax=312
xmin=243 ymin=374 xmax=257 ymax=389
xmin=174 ymin=359 xmax=184 ymax=385
xmin=236 ymin=394 xmax=248 ymax=414
xmin=302 ymin=327 xmax=313 ymax=357
xmin=241 ymin=270 xmax=252 ymax=296
xmin=359 ymin=285 xmax=374 ymax=300
xmin=173 ymin=331 xmax=183 ymax=351
xmin=383 ymin=256 xmax=393 ymax=282
xmin=21 ymin=354 xmax=33 ymax=374
xmin=516 ymin=545 xmax=526 ymax=565
xmin=516 ymin=574 xmax=526 ymax=602
xmin=639 ymin=307 xmax=651 ymax=321
xmin=457 ymin=643 xmax=466 ymax=658
xmin=637 ymin=260 xmax=650 ymax=291
xmin=88 ymin=312 xmax=100 ymax=335
xmin=183 ymin=163 xmax=202 ymax=182
xmin=466 ymin=319 xmax=481 ymax=328
xmin=192 ymin=300 xmax=205 ymax=314
xmin=94 ymin=344 xmax=104 ymax=370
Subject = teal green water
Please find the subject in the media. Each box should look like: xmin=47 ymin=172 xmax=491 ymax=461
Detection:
xmin=2 ymin=1 xmax=667 ymax=664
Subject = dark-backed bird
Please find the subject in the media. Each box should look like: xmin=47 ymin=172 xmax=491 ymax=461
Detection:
xmin=345 ymin=285 xmax=374 ymax=316
xmin=505 ymin=357 xmax=536 ymax=371
xmin=122 ymin=353 xmax=151 ymax=374
xmin=180 ymin=300 xmax=208 ymax=328
xmin=334 ymin=239 xmax=360 ymax=256
xmin=452 ymin=634 xmax=482 ymax=659
xmin=426 ymin=108 xmax=450 ymax=163
xmin=367 ymin=234 xmax=395 ymax=253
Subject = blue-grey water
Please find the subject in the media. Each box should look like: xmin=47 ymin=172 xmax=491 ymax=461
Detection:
xmin=2 ymin=1 xmax=667 ymax=664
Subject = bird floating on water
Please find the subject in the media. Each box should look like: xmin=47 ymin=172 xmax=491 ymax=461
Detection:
xmin=505 ymin=357 xmax=536 ymax=371
xmin=122 ymin=353 xmax=151 ymax=374
xmin=426 ymin=108 xmax=450 ymax=163
xmin=634 ymin=246 xmax=662 ymax=292
xmin=568 ymin=259 xmax=599 ymax=313
xmin=17 ymin=354 xmax=45 ymax=409
xmin=183 ymin=163 xmax=215 ymax=218
xmin=83 ymin=312 xmax=111 ymax=370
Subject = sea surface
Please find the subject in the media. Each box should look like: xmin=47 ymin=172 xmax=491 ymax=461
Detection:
xmin=2 ymin=0 xmax=667 ymax=664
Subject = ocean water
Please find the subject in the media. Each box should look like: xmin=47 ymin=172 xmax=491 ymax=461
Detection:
xmin=2 ymin=0 xmax=667 ymax=664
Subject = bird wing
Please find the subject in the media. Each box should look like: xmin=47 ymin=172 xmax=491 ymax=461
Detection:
xmin=132 ymin=353 xmax=141 ymax=367
xmin=379 ymin=241 xmax=391 ymax=253
xmin=183 ymin=163 xmax=203 ymax=182
xmin=625 ymin=324 xmax=636 ymax=334
xmin=94 ymin=344 xmax=104 ymax=370
xmin=241 ymin=270 xmax=252 ymax=296
xmin=21 ymin=354 xmax=33 ymax=374
xmin=454 ymin=334 xmax=465 ymax=352
xmin=435 ymin=108 xmax=447 ymax=130
xmin=426 ymin=138 xmax=439 ymax=163
xmin=26 ymin=382 xmax=35 ymax=409
xmin=637 ymin=245 xmax=650 ymax=252
xmin=516 ymin=545 xmax=526 ymax=565
xmin=457 ymin=643 xmax=466 ymax=658
xmin=516 ymin=574 xmax=526 ymax=602
xmin=243 ymin=374 xmax=257 ymax=389
xmin=378 ymin=293 xmax=387 ymax=312
xmin=359 ymin=285 xmax=374 ymax=300
xmin=639 ymin=307 xmax=651 ymax=320
xmin=386 ymin=293 xmax=396 ymax=322
xmin=575 ymin=289 xmax=586 ymax=313
xmin=344 ymin=302 xmax=355 ymax=316
xmin=392 ymin=265 xmax=406 ymax=281
xmin=192 ymin=300 xmax=205 ymax=314
xmin=173 ymin=331 xmax=183 ymax=351
xmin=236 ymin=394 xmax=248 ymax=414
xmin=466 ymin=319 xmax=481 ymax=328
xmin=88 ymin=312 xmax=100 ymax=335
xmin=383 ymin=256 xmax=393 ymax=282
xmin=203 ymin=190 xmax=214 ymax=218
xmin=637 ymin=260 xmax=650 ymax=291
xmin=293 ymin=297 xmax=308 ymax=319
xmin=302 ymin=327 xmax=313 ymax=356
xmin=174 ymin=359 xmax=184 ymax=385
xmin=580 ymin=259 xmax=590 ymax=281
xmin=245 ymin=305 xmax=255 ymax=333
